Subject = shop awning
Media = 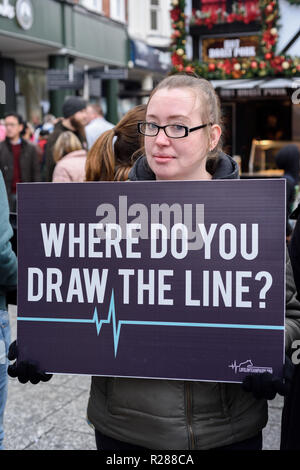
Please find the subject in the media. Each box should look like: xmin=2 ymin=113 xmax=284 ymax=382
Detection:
xmin=210 ymin=77 xmax=300 ymax=98
xmin=211 ymin=77 xmax=300 ymax=90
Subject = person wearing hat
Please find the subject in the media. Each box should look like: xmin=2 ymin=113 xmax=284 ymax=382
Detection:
xmin=43 ymin=97 xmax=88 ymax=182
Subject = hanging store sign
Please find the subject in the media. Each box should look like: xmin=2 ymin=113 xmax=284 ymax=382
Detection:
xmin=203 ymin=36 xmax=260 ymax=61
xmin=46 ymin=69 xmax=84 ymax=91
xmin=219 ymin=88 xmax=288 ymax=99
xmin=130 ymin=39 xmax=171 ymax=73
xmin=88 ymin=66 xmax=128 ymax=80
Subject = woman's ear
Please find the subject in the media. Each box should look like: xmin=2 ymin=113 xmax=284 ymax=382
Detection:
xmin=209 ymin=124 xmax=222 ymax=151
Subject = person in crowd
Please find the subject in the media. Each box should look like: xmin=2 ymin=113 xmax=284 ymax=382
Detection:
xmin=52 ymin=131 xmax=87 ymax=183
xmin=280 ymin=203 xmax=300 ymax=449
xmin=0 ymin=112 xmax=40 ymax=212
xmin=7 ymin=74 xmax=300 ymax=451
xmin=85 ymin=104 xmax=146 ymax=182
xmin=86 ymin=74 xmax=300 ymax=451
xmin=0 ymin=120 xmax=6 ymax=142
xmin=22 ymin=121 xmax=35 ymax=143
xmin=43 ymin=96 xmax=88 ymax=182
xmin=85 ymin=103 xmax=114 ymax=150
xmin=275 ymin=144 xmax=300 ymax=239
xmin=0 ymin=170 xmax=17 ymax=450
xmin=33 ymin=114 xmax=56 ymax=143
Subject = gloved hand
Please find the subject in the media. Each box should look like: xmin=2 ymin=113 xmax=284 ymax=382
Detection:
xmin=7 ymin=340 xmax=53 ymax=385
xmin=242 ymin=355 xmax=295 ymax=400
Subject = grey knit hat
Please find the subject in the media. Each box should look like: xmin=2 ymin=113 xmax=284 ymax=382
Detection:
xmin=62 ymin=97 xmax=87 ymax=118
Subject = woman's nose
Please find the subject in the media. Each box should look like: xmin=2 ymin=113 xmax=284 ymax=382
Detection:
xmin=154 ymin=128 xmax=171 ymax=145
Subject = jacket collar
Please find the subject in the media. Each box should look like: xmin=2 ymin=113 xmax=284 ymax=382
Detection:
xmin=128 ymin=152 xmax=239 ymax=181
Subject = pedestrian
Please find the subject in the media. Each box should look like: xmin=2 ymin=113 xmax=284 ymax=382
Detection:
xmin=86 ymin=73 xmax=300 ymax=451
xmin=52 ymin=131 xmax=87 ymax=183
xmin=0 ymin=120 xmax=6 ymax=142
xmin=85 ymin=103 xmax=114 ymax=150
xmin=85 ymin=104 xmax=146 ymax=182
xmin=43 ymin=97 xmax=88 ymax=182
xmin=0 ymin=112 xmax=41 ymax=212
xmin=0 ymin=170 xmax=17 ymax=450
xmin=280 ymin=203 xmax=300 ymax=449
xmin=275 ymin=144 xmax=300 ymax=240
xmin=7 ymin=74 xmax=300 ymax=451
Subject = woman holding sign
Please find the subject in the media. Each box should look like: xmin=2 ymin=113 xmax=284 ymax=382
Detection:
xmin=8 ymin=74 xmax=300 ymax=451
xmin=87 ymin=74 xmax=300 ymax=451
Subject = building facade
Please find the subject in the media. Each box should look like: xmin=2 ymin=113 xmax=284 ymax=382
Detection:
xmin=0 ymin=0 xmax=128 ymax=123
xmin=125 ymin=0 xmax=172 ymax=111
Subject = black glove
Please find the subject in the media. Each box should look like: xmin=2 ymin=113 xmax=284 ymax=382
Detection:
xmin=7 ymin=340 xmax=53 ymax=385
xmin=242 ymin=355 xmax=295 ymax=400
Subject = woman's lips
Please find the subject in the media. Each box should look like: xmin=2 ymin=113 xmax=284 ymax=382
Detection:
xmin=153 ymin=155 xmax=175 ymax=163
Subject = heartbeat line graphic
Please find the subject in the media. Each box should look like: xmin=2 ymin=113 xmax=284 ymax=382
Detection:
xmin=18 ymin=289 xmax=284 ymax=357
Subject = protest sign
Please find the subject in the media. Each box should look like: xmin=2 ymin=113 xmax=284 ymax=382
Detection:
xmin=17 ymin=179 xmax=285 ymax=382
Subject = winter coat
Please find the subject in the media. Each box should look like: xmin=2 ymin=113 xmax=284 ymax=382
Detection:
xmin=0 ymin=171 xmax=17 ymax=310
xmin=52 ymin=150 xmax=87 ymax=183
xmin=43 ymin=121 xmax=87 ymax=182
xmin=281 ymin=203 xmax=300 ymax=449
xmin=0 ymin=138 xmax=40 ymax=211
xmin=87 ymin=153 xmax=300 ymax=450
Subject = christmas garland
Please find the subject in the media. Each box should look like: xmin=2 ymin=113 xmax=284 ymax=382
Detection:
xmin=170 ymin=0 xmax=300 ymax=78
xmin=190 ymin=2 xmax=261 ymax=29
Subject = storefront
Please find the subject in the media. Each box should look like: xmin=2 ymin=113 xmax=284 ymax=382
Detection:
xmin=210 ymin=77 xmax=300 ymax=173
xmin=170 ymin=0 xmax=300 ymax=174
xmin=0 ymin=0 xmax=128 ymax=123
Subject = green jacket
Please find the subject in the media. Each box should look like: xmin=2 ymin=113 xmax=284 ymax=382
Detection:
xmin=0 ymin=171 xmax=17 ymax=310
xmin=87 ymin=154 xmax=300 ymax=450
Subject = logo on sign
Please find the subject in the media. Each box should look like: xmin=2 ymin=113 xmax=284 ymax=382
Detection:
xmin=229 ymin=359 xmax=273 ymax=374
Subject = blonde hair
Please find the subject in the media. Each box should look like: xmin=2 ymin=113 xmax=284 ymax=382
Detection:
xmin=148 ymin=73 xmax=223 ymax=173
xmin=85 ymin=104 xmax=146 ymax=182
xmin=53 ymin=131 xmax=83 ymax=163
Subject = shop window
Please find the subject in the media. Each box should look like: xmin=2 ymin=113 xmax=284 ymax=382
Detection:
xmin=150 ymin=0 xmax=160 ymax=32
xmin=110 ymin=0 xmax=126 ymax=22
xmin=81 ymin=0 xmax=103 ymax=13
xmin=16 ymin=65 xmax=48 ymax=123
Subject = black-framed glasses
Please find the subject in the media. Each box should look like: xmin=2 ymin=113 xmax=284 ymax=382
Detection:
xmin=137 ymin=122 xmax=212 ymax=139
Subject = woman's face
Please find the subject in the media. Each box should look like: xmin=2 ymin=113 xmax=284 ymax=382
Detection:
xmin=145 ymin=87 xmax=221 ymax=181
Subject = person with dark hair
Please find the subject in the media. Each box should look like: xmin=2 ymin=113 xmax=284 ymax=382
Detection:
xmin=0 ymin=112 xmax=40 ymax=211
xmin=85 ymin=104 xmax=146 ymax=182
xmin=275 ymin=144 xmax=300 ymax=239
xmin=0 ymin=170 xmax=17 ymax=449
xmin=43 ymin=97 xmax=88 ymax=182
xmin=85 ymin=103 xmax=114 ymax=150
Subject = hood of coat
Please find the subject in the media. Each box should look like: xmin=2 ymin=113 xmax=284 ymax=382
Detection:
xmin=128 ymin=152 xmax=239 ymax=181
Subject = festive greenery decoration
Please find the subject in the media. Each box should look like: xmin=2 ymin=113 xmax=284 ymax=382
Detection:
xmin=170 ymin=0 xmax=300 ymax=78
xmin=191 ymin=1 xmax=261 ymax=28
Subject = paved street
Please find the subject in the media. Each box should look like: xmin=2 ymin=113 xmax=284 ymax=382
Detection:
xmin=3 ymin=305 xmax=283 ymax=451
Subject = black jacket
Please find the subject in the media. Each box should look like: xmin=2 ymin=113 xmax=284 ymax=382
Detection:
xmin=281 ymin=203 xmax=300 ymax=449
xmin=0 ymin=138 xmax=40 ymax=211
